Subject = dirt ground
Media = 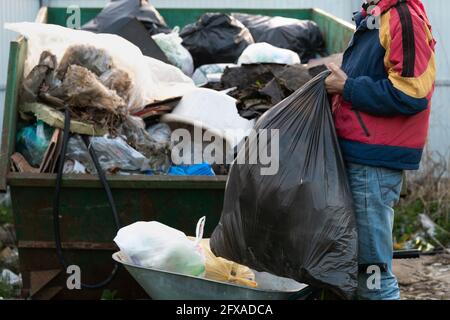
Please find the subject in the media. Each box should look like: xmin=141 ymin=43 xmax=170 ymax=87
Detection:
xmin=393 ymin=253 xmax=450 ymax=300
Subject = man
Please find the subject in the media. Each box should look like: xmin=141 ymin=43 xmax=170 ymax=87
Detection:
xmin=325 ymin=0 xmax=436 ymax=300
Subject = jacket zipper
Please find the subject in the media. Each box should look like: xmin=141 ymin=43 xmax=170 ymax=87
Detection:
xmin=352 ymin=109 xmax=371 ymax=137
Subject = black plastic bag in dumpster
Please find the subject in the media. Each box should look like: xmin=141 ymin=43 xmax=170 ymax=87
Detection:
xmin=232 ymin=13 xmax=325 ymax=62
xmin=82 ymin=0 xmax=171 ymax=35
xmin=180 ymin=13 xmax=254 ymax=68
xmin=210 ymin=71 xmax=358 ymax=299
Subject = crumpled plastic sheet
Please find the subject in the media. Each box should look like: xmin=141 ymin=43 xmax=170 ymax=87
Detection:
xmin=65 ymin=134 xmax=152 ymax=173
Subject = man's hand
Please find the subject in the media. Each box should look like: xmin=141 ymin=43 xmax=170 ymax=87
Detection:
xmin=325 ymin=63 xmax=348 ymax=95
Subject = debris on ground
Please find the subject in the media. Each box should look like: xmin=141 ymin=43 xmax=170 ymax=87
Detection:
xmin=0 ymin=225 xmax=15 ymax=247
xmin=394 ymin=254 xmax=450 ymax=300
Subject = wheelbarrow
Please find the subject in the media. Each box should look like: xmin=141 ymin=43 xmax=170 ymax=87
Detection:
xmin=112 ymin=252 xmax=313 ymax=300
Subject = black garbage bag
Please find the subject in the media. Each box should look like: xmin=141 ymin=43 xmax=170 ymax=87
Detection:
xmin=210 ymin=71 xmax=358 ymax=299
xmin=180 ymin=13 xmax=254 ymax=68
xmin=82 ymin=0 xmax=171 ymax=35
xmin=232 ymin=13 xmax=325 ymax=62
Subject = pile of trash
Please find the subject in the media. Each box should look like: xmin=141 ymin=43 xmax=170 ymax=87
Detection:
xmin=6 ymin=1 xmax=337 ymax=177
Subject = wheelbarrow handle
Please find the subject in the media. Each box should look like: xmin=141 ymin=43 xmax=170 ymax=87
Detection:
xmin=287 ymin=286 xmax=316 ymax=300
xmin=393 ymin=249 xmax=421 ymax=259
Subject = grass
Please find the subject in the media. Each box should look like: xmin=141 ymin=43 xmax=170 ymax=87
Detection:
xmin=394 ymin=154 xmax=450 ymax=250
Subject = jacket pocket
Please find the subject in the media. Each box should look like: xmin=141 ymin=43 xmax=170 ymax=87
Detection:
xmin=352 ymin=109 xmax=371 ymax=137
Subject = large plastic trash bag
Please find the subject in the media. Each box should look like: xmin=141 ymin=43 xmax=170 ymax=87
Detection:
xmin=114 ymin=217 xmax=206 ymax=277
xmin=180 ymin=13 xmax=254 ymax=68
xmin=82 ymin=0 xmax=170 ymax=35
xmin=152 ymin=27 xmax=194 ymax=76
xmin=210 ymin=71 xmax=358 ymax=299
xmin=16 ymin=120 xmax=54 ymax=167
xmin=237 ymin=42 xmax=301 ymax=65
xmin=232 ymin=13 xmax=325 ymax=62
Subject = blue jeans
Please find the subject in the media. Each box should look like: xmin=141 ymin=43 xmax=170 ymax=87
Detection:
xmin=346 ymin=162 xmax=403 ymax=300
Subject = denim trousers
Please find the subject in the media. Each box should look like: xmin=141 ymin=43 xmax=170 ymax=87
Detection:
xmin=346 ymin=162 xmax=403 ymax=300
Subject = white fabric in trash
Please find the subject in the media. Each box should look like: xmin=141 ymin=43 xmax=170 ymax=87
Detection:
xmin=162 ymin=88 xmax=255 ymax=152
xmin=237 ymin=42 xmax=300 ymax=65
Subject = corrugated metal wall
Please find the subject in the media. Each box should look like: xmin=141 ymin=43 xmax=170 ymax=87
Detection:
xmin=0 ymin=0 xmax=40 ymax=137
xmin=421 ymin=0 xmax=450 ymax=160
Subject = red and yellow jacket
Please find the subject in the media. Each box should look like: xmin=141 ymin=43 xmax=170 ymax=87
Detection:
xmin=333 ymin=0 xmax=436 ymax=170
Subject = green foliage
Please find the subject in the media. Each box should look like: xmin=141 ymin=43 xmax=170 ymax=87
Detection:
xmin=0 ymin=279 xmax=15 ymax=299
xmin=101 ymin=289 xmax=119 ymax=300
xmin=394 ymin=198 xmax=450 ymax=248
xmin=0 ymin=205 xmax=13 ymax=225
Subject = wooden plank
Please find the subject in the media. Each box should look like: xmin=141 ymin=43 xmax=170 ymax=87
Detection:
xmin=35 ymin=6 xmax=48 ymax=23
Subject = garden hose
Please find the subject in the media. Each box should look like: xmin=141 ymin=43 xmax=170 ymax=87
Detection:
xmin=52 ymin=107 xmax=121 ymax=289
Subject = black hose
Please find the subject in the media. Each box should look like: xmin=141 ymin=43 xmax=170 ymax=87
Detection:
xmin=52 ymin=107 xmax=121 ymax=290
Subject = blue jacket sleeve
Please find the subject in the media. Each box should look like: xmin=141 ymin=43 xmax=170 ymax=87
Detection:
xmin=343 ymin=8 xmax=435 ymax=117
xmin=343 ymin=77 xmax=429 ymax=116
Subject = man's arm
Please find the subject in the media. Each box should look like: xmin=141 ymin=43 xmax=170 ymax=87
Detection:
xmin=331 ymin=8 xmax=436 ymax=117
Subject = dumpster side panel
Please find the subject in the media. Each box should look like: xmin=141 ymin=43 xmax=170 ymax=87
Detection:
xmin=47 ymin=7 xmax=101 ymax=27
xmin=11 ymin=183 xmax=224 ymax=299
xmin=312 ymin=8 xmax=355 ymax=54
xmin=0 ymin=38 xmax=26 ymax=191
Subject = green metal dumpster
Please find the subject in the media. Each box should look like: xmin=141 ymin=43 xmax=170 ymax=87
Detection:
xmin=0 ymin=5 xmax=355 ymax=299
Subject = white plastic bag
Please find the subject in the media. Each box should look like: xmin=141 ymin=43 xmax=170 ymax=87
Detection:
xmin=191 ymin=63 xmax=237 ymax=86
xmin=114 ymin=217 xmax=206 ymax=277
xmin=152 ymin=27 xmax=194 ymax=76
xmin=5 ymin=22 xmax=196 ymax=113
xmin=237 ymin=42 xmax=300 ymax=65
xmin=66 ymin=134 xmax=151 ymax=173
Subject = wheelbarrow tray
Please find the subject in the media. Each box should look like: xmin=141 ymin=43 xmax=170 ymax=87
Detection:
xmin=112 ymin=252 xmax=311 ymax=300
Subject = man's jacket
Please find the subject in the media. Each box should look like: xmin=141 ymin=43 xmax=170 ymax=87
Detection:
xmin=333 ymin=0 xmax=436 ymax=170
